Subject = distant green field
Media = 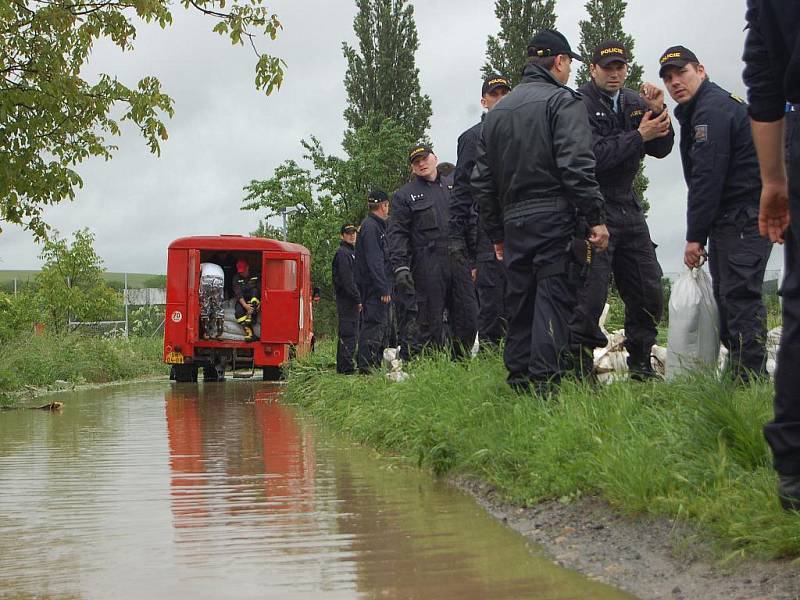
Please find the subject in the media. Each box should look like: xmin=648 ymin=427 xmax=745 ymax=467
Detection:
xmin=0 ymin=270 xmax=163 ymax=289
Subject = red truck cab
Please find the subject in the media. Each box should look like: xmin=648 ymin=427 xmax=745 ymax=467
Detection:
xmin=163 ymin=235 xmax=313 ymax=382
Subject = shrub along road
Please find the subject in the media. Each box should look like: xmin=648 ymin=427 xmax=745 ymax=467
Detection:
xmin=287 ymin=341 xmax=800 ymax=600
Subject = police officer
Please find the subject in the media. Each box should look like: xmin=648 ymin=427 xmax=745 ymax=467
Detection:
xmin=742 ymin=0 xmax=800 ymax=509
xmin=332 ymin=224 xmax=361 ymax=374
xmin=389 ymin=144 xmax=478 ymax=358
xmin=471 ymin=29 xmax=609 ymax=393
xmin=450 ymin=73 xmax=512 ymax=349
xmin=575 ymin=40 xmax=674 ymax=379
xmin=660 ymin=45 xmax=773 ymax=382
xmin=233 ymin=259 xmax=261 ymax=342
xmin=355 ymin=190 xmax=392 ymax=373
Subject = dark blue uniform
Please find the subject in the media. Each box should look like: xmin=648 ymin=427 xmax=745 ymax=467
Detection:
xmin=471 ymin=64 xmax=605 ymax=390
xmin=388 ymin=172 xmax=478 ymax=357
xmin=451 ymin=120 xmax=508 ymax=348
xmin=354 ymin=212 xmax=392 ymax=372
xmin=575 ymin=82 xmax=673 ymax=375
xmin=675 ymin=79 xmax=772 ymax=380
xmin=332 ymin=240 xmax=359 ymax=374
xmin=743 ymin=0 xmax=800 ymax=482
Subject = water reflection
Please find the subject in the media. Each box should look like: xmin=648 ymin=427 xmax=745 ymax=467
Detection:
xmin=0 ymin=382 xmax=635 ymax=599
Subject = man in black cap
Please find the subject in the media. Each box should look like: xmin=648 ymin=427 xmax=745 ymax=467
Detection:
xmin=389 ymin=144 xmax=478 ymax=358
xmin=575 ymin=40 xmax=674 ymax=380
xmin=741 ymin=0 xmax=800 ymax=509
xmin=355 ymin=190 xmax=392 ymax=373
xmin=332 ymin=223 xmax=361 ymax=374
xmin=660 ymin=45 xmax=772 ymax=382
xmin=471 ymin=29 xmax=609 ymax=393
xmin=450 ymin=73 xmax=512 ymax=349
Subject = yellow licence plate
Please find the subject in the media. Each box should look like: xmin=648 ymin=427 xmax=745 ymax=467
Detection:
xmin=166 ymin=351 xmax=184 ymax=364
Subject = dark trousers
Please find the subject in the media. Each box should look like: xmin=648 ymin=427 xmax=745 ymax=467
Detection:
xmin=504 ymin=210 xmax=579 ymax=386
xmin=708 ymin=205 xmax=772 ymax=380
xmin=765 ymin=112 xmax=800 ymax=475
xmin=336 ymin=304 xmax=360 ymax=374
xmin=392 ymin=288 xmax=417 ymax=361
xmin=576 ymin=203 xmax=663 ymax=365
xmin=357 ymin=301 xmax=389 ymax=373
xmin=411 ymin=252 xmax=478 ymax=359
xmin=476 ymin=256 xmax=508 ymax=348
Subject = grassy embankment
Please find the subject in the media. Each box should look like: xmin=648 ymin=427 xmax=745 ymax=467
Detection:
xmin=287 ymin=340 xmax=800 ymax=561
xmin=0 ymin=334 xmax=167 ymax=406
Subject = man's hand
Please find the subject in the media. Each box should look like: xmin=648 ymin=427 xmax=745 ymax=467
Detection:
xmin=470 ymin=268 xmax=477 ymax=283
xmin=684 ymin=242 xmax=706 ymax=268
xmin=357 ymin=303 xmax=363 ymax=312
xmin=394 ymin=268 xmax=415 ymax=294
xmin=246 ymin=304 xmax=254 ymax=316
xmin=639 ymin=83 xmax=665 ymax=113
xmin=381 ymin=295 xmax=391 ymax=304
xmin=759 ymin=181 xmax=790 ymax=244
xmin=493 ymin=242 xmax=504 ymax=261
xmin=589 ymin=225 xmax=609 ymax=252
xmin=638 ymin=109 xmax=671 ymax=142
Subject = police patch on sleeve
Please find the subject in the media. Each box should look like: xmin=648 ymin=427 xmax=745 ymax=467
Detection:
xmin=694 ymin=124 xmax=708 ymax=143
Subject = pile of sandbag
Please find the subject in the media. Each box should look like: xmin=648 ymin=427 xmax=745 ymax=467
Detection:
xmin=591 ymin=303 xmax=668 ymax=383
xmin=217 ymin=299 xmax=261 ymax=342
xmin=382 ymin=347 xmax=409 ymax=382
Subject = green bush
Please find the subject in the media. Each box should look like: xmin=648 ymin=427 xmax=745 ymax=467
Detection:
xmin=0 ymin=332 xmax=167 ymax=404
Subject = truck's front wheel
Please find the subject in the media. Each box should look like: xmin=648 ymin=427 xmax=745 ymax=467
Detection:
xmin=262 ymin=366 xmax=283 ymax=381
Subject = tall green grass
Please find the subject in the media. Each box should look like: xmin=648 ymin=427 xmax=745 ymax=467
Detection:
xmin=0 ymin=333 xmax=167 ymax=405
xmin=287 ymin=341 xmax=800 ymax=560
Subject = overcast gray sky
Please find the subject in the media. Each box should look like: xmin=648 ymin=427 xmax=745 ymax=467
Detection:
xmin=0 ymin=0 xmax=782 ymax=276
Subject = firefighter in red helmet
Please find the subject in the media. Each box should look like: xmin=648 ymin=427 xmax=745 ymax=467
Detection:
xmin=233 ymin=259 xmax=261 ymax=342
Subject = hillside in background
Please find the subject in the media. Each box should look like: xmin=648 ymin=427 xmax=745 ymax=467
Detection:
xmin=0 ymin=270 xmax=165 ymax=291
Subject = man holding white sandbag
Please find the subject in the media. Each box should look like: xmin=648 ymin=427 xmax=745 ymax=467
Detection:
xmin=661 ymin=46 xmax=773 ymax=382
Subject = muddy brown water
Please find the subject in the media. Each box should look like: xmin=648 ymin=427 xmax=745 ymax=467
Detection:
xmin=0 ymin=382 xmax=635 ymax=599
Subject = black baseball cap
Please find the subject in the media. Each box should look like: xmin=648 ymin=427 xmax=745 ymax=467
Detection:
xmin=527 ymin=29 xmax=582 ymax=61
xmin=408 ymin=143 xmax=433 ymax=164
xmin=592 ymin=40 xmax=629 ymax=67
xmin=482 ymin=73 xmax=511 ymax=95
xmin=367 ymin=190 xmax=388 ymax=205
xmin=340 ymin=223 xmax=357 ymax=234
xmin=658 ymin=45 xmax=699 ymax=77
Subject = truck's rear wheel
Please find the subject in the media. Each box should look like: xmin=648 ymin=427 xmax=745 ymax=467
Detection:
xmin=203 ymin=364 xmax=225 ymax=382
xmin=262 ymin=366 xmax=283 ymax=381
xmin=173 ymin=365 xmax=198 ymax=382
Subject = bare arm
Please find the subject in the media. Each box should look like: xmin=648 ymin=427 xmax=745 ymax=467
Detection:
xmin=751 ymin=118 xmax=790 ymax=243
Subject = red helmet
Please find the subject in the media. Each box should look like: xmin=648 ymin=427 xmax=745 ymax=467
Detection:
xmin=236 ymin=259 xmax=248 ymax=274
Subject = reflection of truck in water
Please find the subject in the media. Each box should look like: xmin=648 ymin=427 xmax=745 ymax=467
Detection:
xmin=163 ymin=235 xmax=313 ymax=382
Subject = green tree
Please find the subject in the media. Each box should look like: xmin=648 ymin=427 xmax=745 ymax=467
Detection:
xmin=242 ymin=117 xmax=412 ymax=295
xmin=342 ymin=0 xmax=431 ymax=142
xmin=35 ymin=228 xmax=119 ymax=332
xmin=1 ymin=0 xmax=285 ymax=239
xmin=575 ymin=0 xmax=650 ymax=213
xmin=483 ymin=0 xmax=556 ymax=87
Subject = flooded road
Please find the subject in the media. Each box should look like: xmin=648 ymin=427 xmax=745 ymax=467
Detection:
xmin=0 ymin=382 xmax=634 ymax=599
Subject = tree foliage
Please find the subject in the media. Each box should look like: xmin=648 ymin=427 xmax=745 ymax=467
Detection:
xmin=342 ymin=0 xmax=431 ymax=141
xmin=576 ymin=0 xmax=642 ymax=89
xmin=575 ymin=0 xmax=650 ymax=214
xmin=483 ymin=0 xmax=556 ymax=87
xmin=1 ymin=0 xmax=285 ymax=239
xmin=242 ymin=118 xmax=414 ymax=295
xmin=34 ymin=228 xmax=119 ymax=332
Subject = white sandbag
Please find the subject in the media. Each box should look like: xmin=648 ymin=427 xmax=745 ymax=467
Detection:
xmin=767 ymin=326 xmax=782 ymax=376
xmin=666 ymin=267 xmax=720 ymax=379
xmin=218 ymin=299 xmax=261 ymax=341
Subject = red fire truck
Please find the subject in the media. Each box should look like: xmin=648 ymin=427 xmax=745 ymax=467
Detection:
xmin=163 ymin=235 xmax=313 ymax=382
